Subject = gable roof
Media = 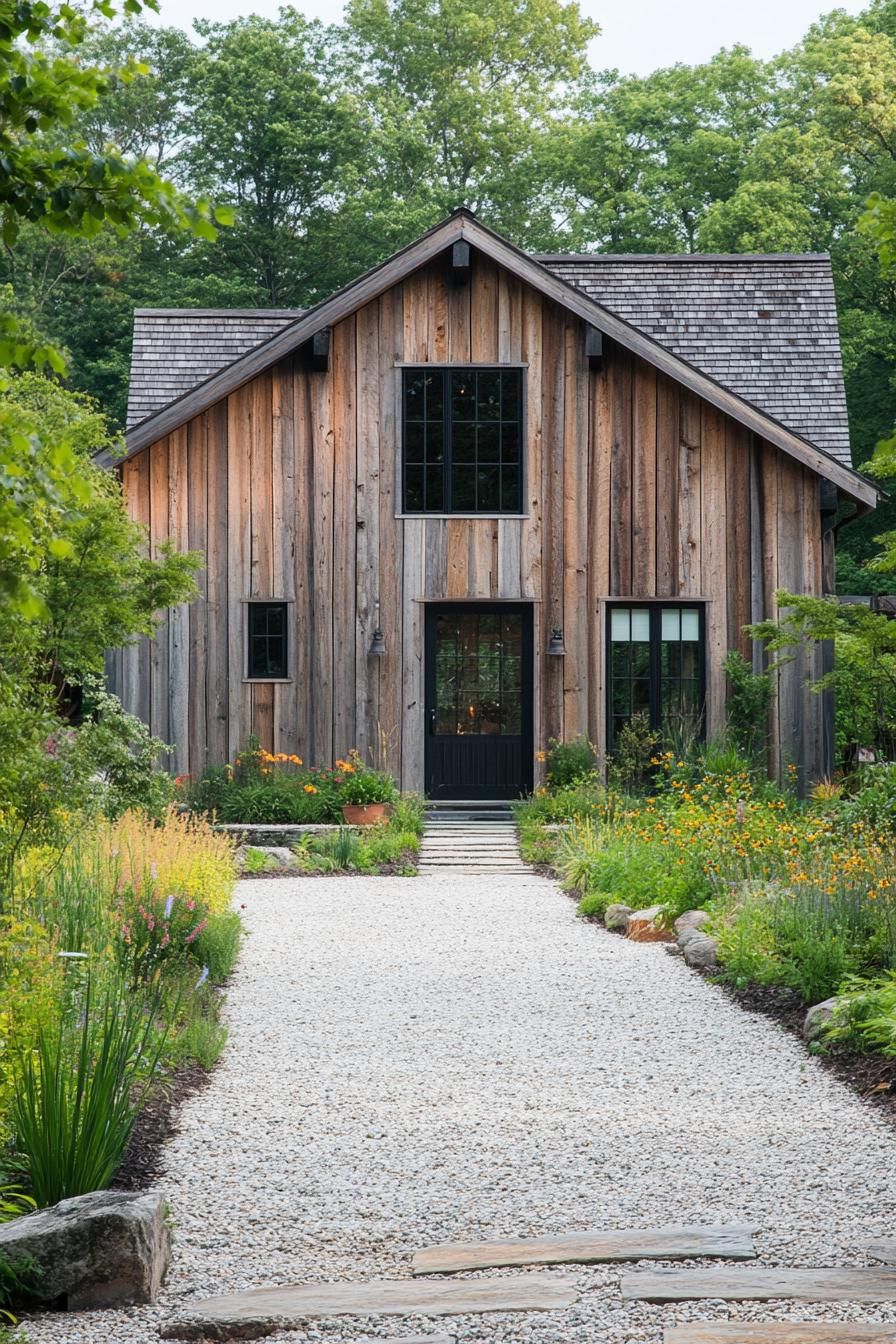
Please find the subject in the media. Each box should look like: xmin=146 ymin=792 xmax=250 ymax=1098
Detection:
xmin=128 ymin=309 xmax=302 ymax=429
xmin=539 ymin=253 xmax=851 ymax=467
xmin=115 ymin=209 xmax=876 ymax=506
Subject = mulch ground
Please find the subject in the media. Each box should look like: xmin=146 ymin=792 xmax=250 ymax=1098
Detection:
xmin=113 ymin=1063 xmax=212 ymax=1190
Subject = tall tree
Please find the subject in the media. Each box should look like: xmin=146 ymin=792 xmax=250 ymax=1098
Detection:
xmin=185 ymin=10 xmax=367 ymax=304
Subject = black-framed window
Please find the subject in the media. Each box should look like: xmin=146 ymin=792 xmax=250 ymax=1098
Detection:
xmin=607 ymin=604 xmax=705 ymax=746
xmin=403 ymin=367 xmax=523 ymax=514
xmin=247 ymin=602 xmax=288 ymax=680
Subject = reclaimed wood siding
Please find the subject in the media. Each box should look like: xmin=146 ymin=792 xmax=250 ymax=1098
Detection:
xmin=115 ymin=256 xmax=827 ymax=786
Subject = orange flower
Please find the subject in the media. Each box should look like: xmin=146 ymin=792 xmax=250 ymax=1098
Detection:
xmin=304 ymin=784 xmax=318 ymax=794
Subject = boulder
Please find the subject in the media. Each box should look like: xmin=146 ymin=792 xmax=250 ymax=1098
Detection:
xmin=625 ymin=905 xmax=672 ymax=943
xmin=677 ymin=925 xmax=706 ymax=951
xmin=604 ymin=902 xmax=634 ymax=933
xmin=803 ymin=996 xmax=838 ymax=1043
xmin=674 ymin=909 xmax=710 ymax=935
xmin=681 ymin=932 xmax=719 ymax=970
xmin=0 ymin=1189 xmax=171 ymax=1310
xmin=254 ymin=847 xmax=296 ymax=868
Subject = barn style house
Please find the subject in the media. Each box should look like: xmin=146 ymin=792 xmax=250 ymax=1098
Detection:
xmin=105 ymin=210 xmax=878 ymax=799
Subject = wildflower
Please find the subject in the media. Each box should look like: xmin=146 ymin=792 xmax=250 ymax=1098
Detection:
xmin=185 ymin=920 xmax=207 ymax=945
xmin=150 ymin=861 xmax=159 ymax=883
xmin=57 ymin=951 xmax=88 ymax=960
xmin=195 ymin=966 xmax=209 ymax=988
xmin=164 ymin=895 xmax=174 ymax=920
xmin=304 ymin=784 xmax=318 ymax=794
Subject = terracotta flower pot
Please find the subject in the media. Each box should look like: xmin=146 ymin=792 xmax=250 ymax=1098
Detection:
xmin=342 ymin=802 xmax=389 ymax=826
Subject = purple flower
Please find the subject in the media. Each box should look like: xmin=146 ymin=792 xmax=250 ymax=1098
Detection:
xmin=164 ymin=895 xmax=174 ymax=920
xmin=195 ymin=966 xmax=209 ymax=988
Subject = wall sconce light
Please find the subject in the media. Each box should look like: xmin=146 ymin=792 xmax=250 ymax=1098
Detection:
xmin=547 ymin=627 xmax=566 ymax=656
xmin=369 ymin=600 xmax=386 ymax=658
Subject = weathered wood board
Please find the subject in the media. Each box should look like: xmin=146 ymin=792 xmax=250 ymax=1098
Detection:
xmin=665 ymin=1327 xmax=896 ymax=1344
xmin=161 ymin=1274 xmax=580 ymax=1340
xmin=623 ymin=1269 xmax=896 ymax=1303
xmin=411 ymin=1224 xmax=757 ymax=1275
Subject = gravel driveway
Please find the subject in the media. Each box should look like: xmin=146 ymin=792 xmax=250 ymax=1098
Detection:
xmin=23 ymin=871 xmax=896 ymax=1344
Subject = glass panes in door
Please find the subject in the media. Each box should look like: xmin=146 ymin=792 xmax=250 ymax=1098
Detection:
xmin=434 ymin=610 xmax=524 ymax=736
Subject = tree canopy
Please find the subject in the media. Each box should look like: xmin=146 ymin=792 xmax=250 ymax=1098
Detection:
xmin=6 ymin=0 xmax=896 ymax=588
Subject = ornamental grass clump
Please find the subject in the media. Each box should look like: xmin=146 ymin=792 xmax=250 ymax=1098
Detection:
xmin=11 ymin=969 xmax=171 ymax=1207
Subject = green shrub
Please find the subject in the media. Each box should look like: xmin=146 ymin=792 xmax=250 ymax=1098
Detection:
xmin=825 ymin=973 xmax=896 ymax=1055
xmin=514 ymin=780 xmax=604 ymax=825
xmin=242 ymin=846 xmax=273 ymax=873
xmin=606 ymin=712 xmax=659 ymax=794
xmin=577 ymin=891 xmax=615 ymax=920
xmin=545 ymin=736 xmax=597 ymax=788
xmin=713 ymin=891 xmax=783 ymax=989
xmin=517 ymin=820 xmax=557 ymax=866
xmin=169 ymin=986 xmax=229 ymax=1070
xmin=191 ymin=912 xmax=243 ymax=983
xmin=781 ymin=929 xmax=856 ymax=1004
xmin=389 ymin=794 xmax=426 ymax=835
xmin=723 ymin=651 xmax=773 ymax=762
xmin=841 ymin=764 xmax=896 ymax=831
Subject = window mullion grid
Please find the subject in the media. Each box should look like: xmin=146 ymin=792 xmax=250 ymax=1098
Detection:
xmin=650 ymin=607 xmax=662 ymax=734
xmin=442 ymin=369 xmax=452 ymax=513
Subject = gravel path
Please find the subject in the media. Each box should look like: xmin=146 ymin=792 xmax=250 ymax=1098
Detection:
xmin=23 ymin=871 xmax=896 ymax=1344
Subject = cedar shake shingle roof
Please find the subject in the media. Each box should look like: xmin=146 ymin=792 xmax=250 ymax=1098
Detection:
xmin=126 ymin=249 xmax=852 ymax=468
xmin=538 ymin=253 xmax=851 ymax=466
xmin=127 ymin=309 xmax=302 ymax=430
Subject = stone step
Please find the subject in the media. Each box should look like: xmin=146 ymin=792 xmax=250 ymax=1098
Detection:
xmin=622 ymin=1268 xmax=896 ymax=1303
xmin=161 ymin=1274 xmax=580 ymax=1339
xmin=665 ymin=1328 xmax=896 ymax=1344
xmin=866 ymin=1239 xmax=896 ymax=1264
xmin=410 ymin=1224 xmax=758 ymax=1276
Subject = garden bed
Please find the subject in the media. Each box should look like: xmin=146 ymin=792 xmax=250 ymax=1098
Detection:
xmin=516 ymin=744 xmax=896 ymax=1091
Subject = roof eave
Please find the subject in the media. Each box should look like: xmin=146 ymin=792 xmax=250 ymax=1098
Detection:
xmin=110 ymin=209 xmax=877 ymax=508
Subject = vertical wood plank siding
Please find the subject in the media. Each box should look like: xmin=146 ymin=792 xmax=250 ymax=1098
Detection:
xmin=117 ymin=256 xmax=828 ymax=784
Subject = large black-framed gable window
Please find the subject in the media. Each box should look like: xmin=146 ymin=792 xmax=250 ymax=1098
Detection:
xmin=247 ymin=601 xmax=288 ymax=680
xmin=607 ymin=603 xmax=705 ymax=746
xmin=403 ymin=367 xmax=523 ymax=514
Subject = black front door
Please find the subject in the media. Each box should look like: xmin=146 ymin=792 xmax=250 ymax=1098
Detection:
xmin=424 ymin=604 xmax=534 ymax=800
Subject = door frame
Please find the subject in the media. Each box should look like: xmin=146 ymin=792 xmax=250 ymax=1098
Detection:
xmin=423 ymin=600 xmax=535 ymax=800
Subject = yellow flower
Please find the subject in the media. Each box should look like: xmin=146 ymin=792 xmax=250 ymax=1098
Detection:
xmin=304 ymin=784 xmax=318 ymax=794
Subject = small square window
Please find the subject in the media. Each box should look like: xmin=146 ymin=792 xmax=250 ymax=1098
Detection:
xmin=247 ymin=602 xmax=289 ymax=679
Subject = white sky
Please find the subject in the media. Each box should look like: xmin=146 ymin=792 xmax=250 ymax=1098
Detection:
xmin=148 ymin=0 xmax=868 ymax=75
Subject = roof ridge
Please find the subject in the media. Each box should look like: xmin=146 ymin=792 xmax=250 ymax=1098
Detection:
xmin=133 ymin=308 xmax=305 ymax=318
xmin=536 ymin=252 xmax=832 ymax=263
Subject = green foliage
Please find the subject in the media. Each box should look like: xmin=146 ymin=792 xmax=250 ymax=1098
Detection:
xmin=11 ymin=972 xmax=172 ymax=1208
xmin=338 ymin=753 xmax=398 ymax=806
xmin=544 ymin=736 xmax=597 ymax=788
xmin=0 ymin=0 xmax=227 ymax=617
xmin=0 ymin=1190 xmax=33 ymax=1225
xmin=167 ymin=985 xmax=229 ymax=1070
xmin=826 ymin=972 xmax=896 ymax=1055
xmin=749 ymin=590 xmax=896 ymax=762
xmin=606 ymin=712 xmax=660 ymax=794
xmin=841 ymin=763 xmax=896 ymax=830
xmin=576 ymin=890 xmax=614 ymax=921
xmin=291 ymin=808 xmax=421 ymax=875
xmin=723 ymin=650 xmax=773 ymax=762
xmin=242 ymin=847 xmax=274 ymax=874
xmin=183 ymin=747 xmax=400 ymax=822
